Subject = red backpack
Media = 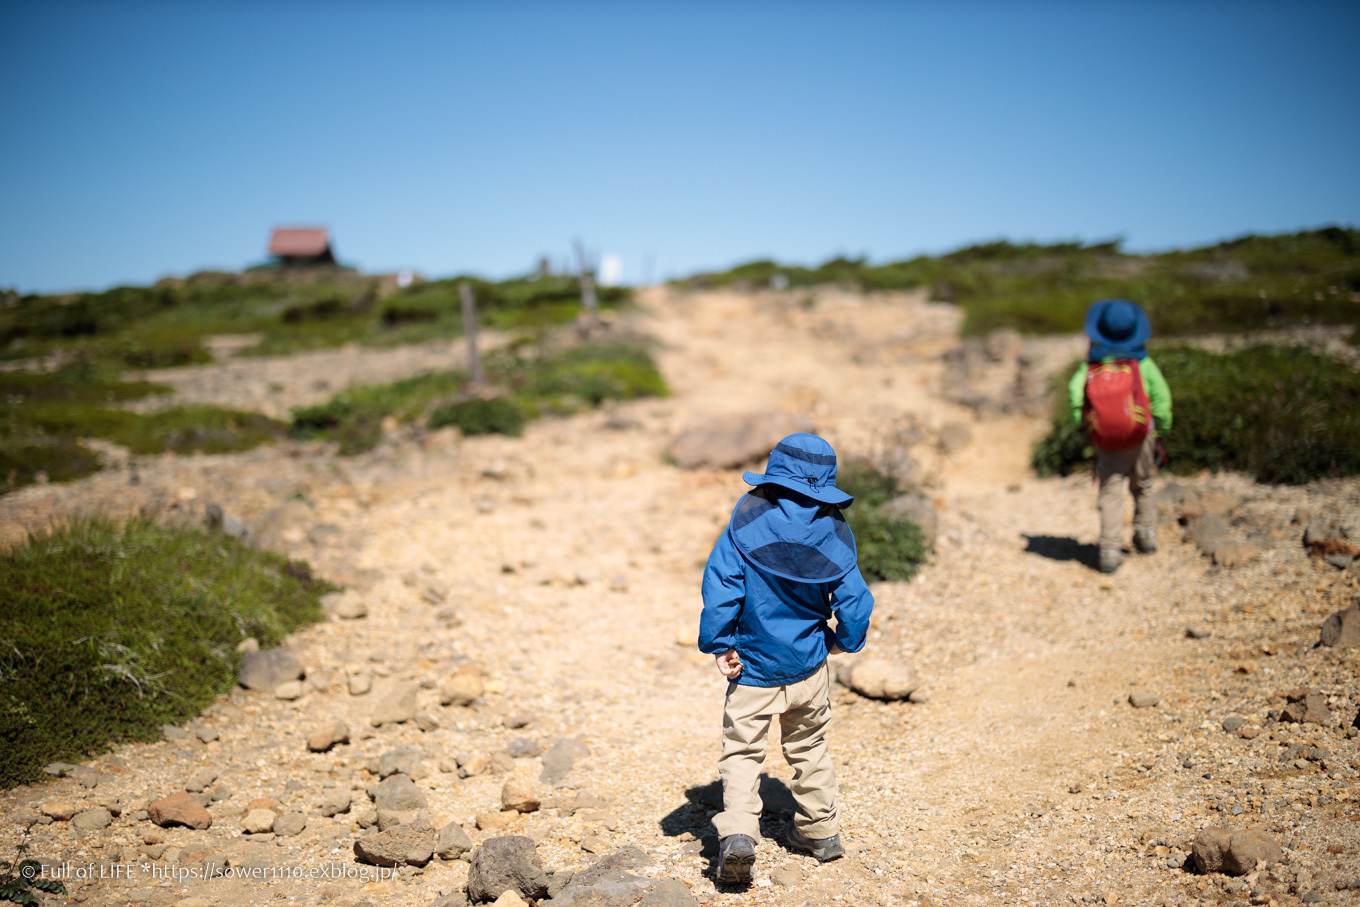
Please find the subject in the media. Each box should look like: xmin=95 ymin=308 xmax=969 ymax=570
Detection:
xmin=1083 ymin=360 xmax=1151 ymax=450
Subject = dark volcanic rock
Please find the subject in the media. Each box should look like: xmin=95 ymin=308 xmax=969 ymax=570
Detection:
xmin=466 ymin=835 xmax=550 ymax=902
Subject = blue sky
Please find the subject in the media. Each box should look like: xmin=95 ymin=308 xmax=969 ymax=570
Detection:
xmin=2 ymin=1 xmax=1358 ymax=293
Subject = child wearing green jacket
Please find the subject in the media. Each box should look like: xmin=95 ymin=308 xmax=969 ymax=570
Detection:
xmin=1068 ymin=299 xmax=1173 ymax=573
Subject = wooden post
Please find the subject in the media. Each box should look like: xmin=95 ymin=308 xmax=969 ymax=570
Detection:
xmin=459 ymin=281 xmax=484 ymax=390
xmin=574 ymin=239 xmax=599 ymax=323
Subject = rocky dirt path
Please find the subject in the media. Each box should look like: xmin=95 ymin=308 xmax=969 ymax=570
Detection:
xmin=3 ymin=287 xmax=1359 ymax=907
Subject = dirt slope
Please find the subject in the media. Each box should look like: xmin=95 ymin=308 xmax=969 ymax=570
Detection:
xmin=2 ymin=286 xmax=1358 ymax=907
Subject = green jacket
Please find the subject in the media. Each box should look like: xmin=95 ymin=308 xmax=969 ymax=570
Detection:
xmin=1069 ymin=355 xmax=1173 ymax=431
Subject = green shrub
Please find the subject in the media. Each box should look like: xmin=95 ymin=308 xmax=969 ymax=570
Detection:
xmin=0 ymin=518 xmax=333 ymax=788
xmin=294 ymin=341 xmax=668 ymax=454
xmin=1031 ymin=345 xmax=1360 ymax=484
xmin=836 ymin=459 xmax=931 ymax=582
xmin=428 ymin=396 xmax=526 ymax=436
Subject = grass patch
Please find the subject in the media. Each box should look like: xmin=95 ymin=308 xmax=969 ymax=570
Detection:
xmin=427 ymin=397 xmax=526 ymax=437
xmin=0 ymin=517 xmax=333 ymax=788
xmin=293 ymin=341 xmax=668 ymax=454
xmin=1 ymin=369 xmax=287 ymax=493
xmin=1031 ymin=345 xmax=1360 ymax=485
xmin=836 ymin=460 xmax=931 ymax=582
xmin=681 ymin=227 xmax=1360 ymax=338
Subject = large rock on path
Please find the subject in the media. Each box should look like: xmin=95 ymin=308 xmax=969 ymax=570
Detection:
xmin=666 ymin=413 xmax=813 ymax=470
xmin=436 ymin=820 xmax=473 ymax=860
xmin=352 ymin=821 xmax=435 ymax=867
xmin=1192 ymin=827 xmax=1282 ymax=875
xmin=839 ymin=659 xmax=919 ymax=701
xmin=466 ymin=836 xmax=551 ymax=903
xmin=148 ymin=791 xmax=212 ymax=829
xmin=239 ymin=648 xmax=303 ymax=692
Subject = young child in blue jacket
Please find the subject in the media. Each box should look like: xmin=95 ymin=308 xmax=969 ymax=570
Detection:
xmin=698 ymin=433 xmax=875 ymax=884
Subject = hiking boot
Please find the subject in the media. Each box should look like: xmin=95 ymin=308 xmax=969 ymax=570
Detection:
xmin=1098 ymin=547 xmax=1124 ymax=573
xmin=786 ymin=826 xmax=845 ymax=862
xmin=717 ymin=834 xmax=756 ymax=884
xmin=1134 ymin=529 xmax=1157 ymax=554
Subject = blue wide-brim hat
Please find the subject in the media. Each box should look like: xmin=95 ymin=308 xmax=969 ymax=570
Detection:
xmin=741 ymin=432 xmax=854 ymax=508
xmin=1085 ymin=299 xmax=1150 ymax=360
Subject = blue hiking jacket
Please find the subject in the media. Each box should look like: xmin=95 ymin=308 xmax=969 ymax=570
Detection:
xmin=699 ymin=493 xmax=875 ymax=687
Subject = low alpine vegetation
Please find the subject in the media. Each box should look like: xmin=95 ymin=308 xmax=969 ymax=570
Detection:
xmin=0 ymin=517 xmax=333 ymax=788
xmin=1032 ymin=345 xmax=1360 ymax=485
xmin=836 ymin=460 xmax=932 ymax=582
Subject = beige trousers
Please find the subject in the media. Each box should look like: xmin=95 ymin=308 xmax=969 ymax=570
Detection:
xmin=714 ymin=664 xmax=838 ymax=841
xmin=1095 ymin=432 xmax=1159 ymax=550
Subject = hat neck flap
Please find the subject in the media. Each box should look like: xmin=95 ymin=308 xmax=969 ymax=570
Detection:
xmin=728 ymin=486 xmax=857 ymax=583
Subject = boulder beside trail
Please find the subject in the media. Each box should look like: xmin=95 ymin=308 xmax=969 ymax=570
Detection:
xmin=666 ymin=413 xmax=813 ymax=470
xmin=306 ymin=719 xmax=350 ymax=753
xmin=838 ymin=659 xmax=919 ymax=701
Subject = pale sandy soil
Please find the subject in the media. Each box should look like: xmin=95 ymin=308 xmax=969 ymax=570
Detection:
xmin=2 ymin=287 xmax=1358 ymax=907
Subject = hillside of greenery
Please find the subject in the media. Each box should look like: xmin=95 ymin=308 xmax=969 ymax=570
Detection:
xmin=679 ymin=227 xmax=1360 ymax=338
xmin=0 ymin=269 xmax=631 ymax=372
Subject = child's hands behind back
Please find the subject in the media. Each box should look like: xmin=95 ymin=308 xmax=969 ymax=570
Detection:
xmin=715 ymin=649 xmax=743 ymax=679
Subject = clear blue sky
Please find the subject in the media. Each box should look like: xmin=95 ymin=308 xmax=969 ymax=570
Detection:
xmin=2 ymin=1 xmax=1358 ymax=293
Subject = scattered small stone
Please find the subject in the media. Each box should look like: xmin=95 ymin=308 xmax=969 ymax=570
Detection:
xmin=435 ymin=820 xmax=473 ymax=860
xmin=1321 ymin=604 xmax=1360 ymax=649
xmin=353 ymin=821 xmax=435 ymax=867
xmin=1214 ymin=542 xmax=1258 ymax=568
xmin=489 ymin=751 xmax=515 ymax=774
xmin=1128 ymin=692 xmax=1160 ymax=709
xmin=378 ymin=748 xmax=423 ymax=779
xmin=1281 ymin=690 xmax=1331 ymax=724
xmin=194 ymin=726 xmax=220 ymax=744
xmin=507 ymin=737 xmax=541 ymax=759
xmin=540 ymin=738 xmax=591 ymax=785
xmin=148 ymin=792 xmax=212 ymax=829
xmin=492 ymin=892 xmax=527 ymax=907
xmin=466 ymin=835 xmax=551 ymax=903
xmin=415 ymin=710 xmax=441 ymax=732
xmin=320 ymin=791 xmax=352 ymax=817
xmin=162 ymin=725 xmax=193 ymax=742
xmin=1191 ymin=827 xmax=1282 ymax=875
xmin=476 ymin=811 xmax=518 ymax=831
xmin=274 ymin=679 xmax=307 ymax=700
xmin=323 ymin=590 xmax=368 ymax=620
xmin=273 ymin=811 xmax=307 ymax=837
xmin=69 ymin=765 xmax=100 ymax=788
xmin=503 ymin=712 xmax=534 ymax=729
xmin=439 ymin=665 xmax=484 ymax=706
xmin=348 ymin=669 xmax=373 ymax=696
xmin=306 ymin=719 xmax=350 ymax=753
xmin=372 ymin=774 xmax=428 ymax=811
xmin=1222 ymin=715 xmax=1245 ymax=733
xmin=241 ymin=809 xmax=276 ymax=834
xmin=370 ymin=681 xmax=418 ymax=727
xmin=71 ymin=808 xmax=112 ymax=830
xmin=501 ymin=782 xmax=541 ymax=813
xmin=458 ymin=753 xmax=490 ymax=778
xmin=1186 ymin=627 xmax=1211 ymax=639
xmin=239 ymin=648 xmax=303 ymax=692
xmin=770 ymin=864 xmax=803 ymax=887
xmin=580 ymin=835 xmax=610 ymax=854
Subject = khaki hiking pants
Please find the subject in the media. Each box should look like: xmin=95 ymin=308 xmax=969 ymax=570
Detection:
xmin=714 ymin=664 xmax=838 ymax=842
xmin=1096 ymin=431 xmax=1159 ymax=550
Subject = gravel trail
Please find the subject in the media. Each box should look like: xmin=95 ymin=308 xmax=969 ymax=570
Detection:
xmin=2 ymin=287 xmax=1357 ymax=907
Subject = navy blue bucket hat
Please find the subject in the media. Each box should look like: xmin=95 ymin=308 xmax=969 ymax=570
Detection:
xmin=741 ymin=432 xmax=854 ymax=507
xmin=729 ymin=433 xmax=858 ymax=583
xmin=1085 ymin=299 xmax=1151 ymax=361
